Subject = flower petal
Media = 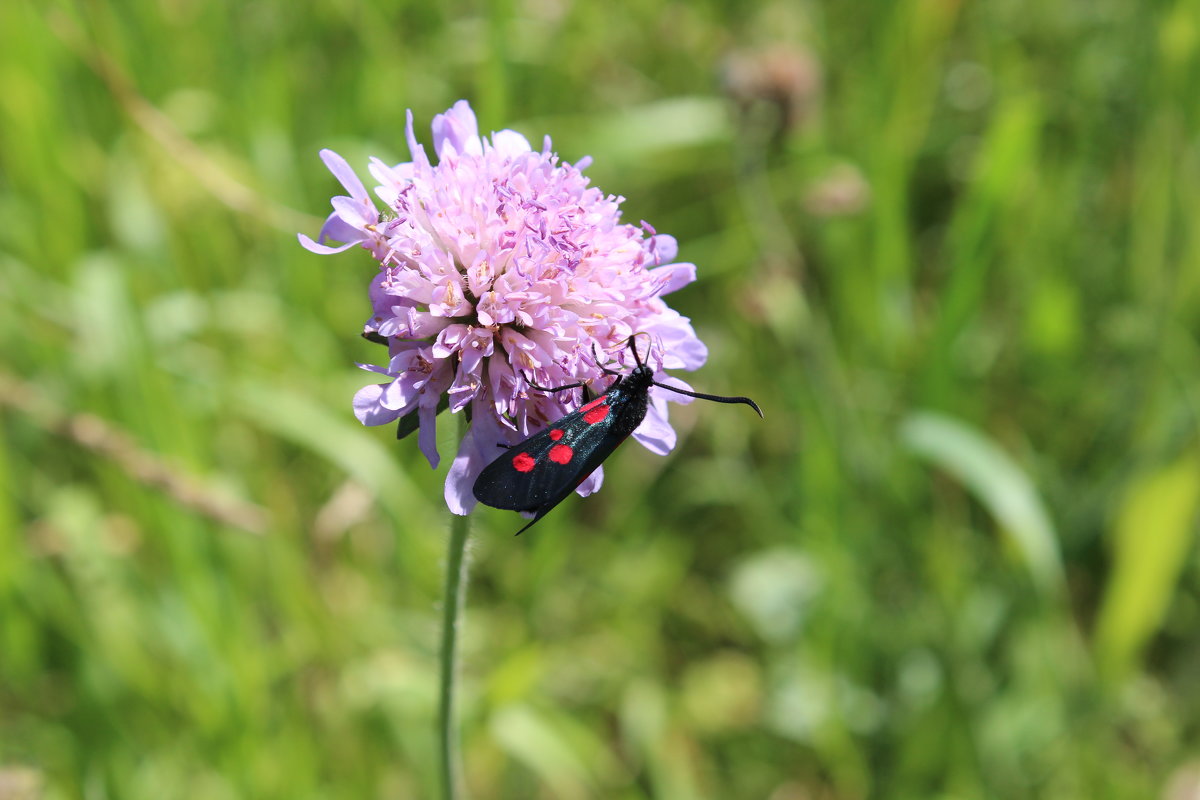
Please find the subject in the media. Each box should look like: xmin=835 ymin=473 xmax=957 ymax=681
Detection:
xmin=649 ymin=310 xmax=707 ymax=370
xmin=491 ymin=129 xmax=532 ymax=157
xmin=432 ymin=100 xmax=484 ymax=158
xmin=444 ymin=402 xmax=513 ymax=515
xmin=433 ymin=324 xmax=471 ymax=358
xmin=380 ymin=374 xmax=421 ymax=411
xmin=368 ymin=157 xmax=414 ymax=206
xmin=445 ymin=423 xmax=478 ymax=516
xmin=418 ymin=398 xmax=440 ymax=468
xmin=405 ymin=109 xmax=431 ymax=171
xmin=575 ymin=465 xmax=604 ymax=497
xmin=318 ymin=212 xmax=366 ymax=246
xmin=297 ymin=233 xmax=356 ymax=255
xmin=648 ymin=234 xmax=679 ymax=264
xmin=319 ymin=149 xmax=369 ymax=202
xmin=632 ymin=396 xmax=677 ymax=455
xmin=353 ymin=384 xmax=405 ymax=426
xmin=331 ymin=195 xmax=378 ymax=230
xmin=649 ymin=261 xmax=696 ymax=295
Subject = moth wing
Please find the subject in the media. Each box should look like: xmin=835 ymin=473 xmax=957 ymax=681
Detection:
xmin=472 ymin=403 xmax=622 ymax=513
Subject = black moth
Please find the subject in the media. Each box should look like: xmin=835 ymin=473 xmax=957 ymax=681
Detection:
xmin=472 ymin=336 xmax=762 ymax=534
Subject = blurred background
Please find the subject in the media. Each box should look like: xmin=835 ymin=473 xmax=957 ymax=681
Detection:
xmin=2 ymin=0 xmax=1199 ymax=797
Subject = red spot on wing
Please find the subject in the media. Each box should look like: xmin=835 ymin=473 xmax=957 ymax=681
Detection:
xmin=549 ymin=444 xmax=573 ymax=464
xmin=549 ymin=429 xmax=564 ymax=441
xmin=512 ymin=452 xmax=536 ymax=472
xmin=583 ymin=403 xmax=610 ymax=424
xmin=581 ymin=396 xmax=605 ymax=412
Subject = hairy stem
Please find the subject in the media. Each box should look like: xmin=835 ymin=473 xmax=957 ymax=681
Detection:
xmin=438 ymin=414 xmax=471 ymax=800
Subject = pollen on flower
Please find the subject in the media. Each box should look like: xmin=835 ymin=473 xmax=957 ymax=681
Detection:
xmin=299 ymin=99 xmax=709 ymax=515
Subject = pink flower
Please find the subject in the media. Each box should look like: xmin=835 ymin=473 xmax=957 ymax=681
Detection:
xmin=300 ymin=101 xmax=708 ymax=514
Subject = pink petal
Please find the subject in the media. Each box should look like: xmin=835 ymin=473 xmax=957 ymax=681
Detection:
xmin=432 ymin=100 xmax=483 ymax=158
xmin=574 ymin=466 xmax=604 ymax=497
xmin=465 ymin=251 xmax=495 ymax=298
xmin=317 ymin=211 xmax=367 ymax=247
xmin=418 ymin=398 xmax=440 ymax=468
xmin=368 ymin=157 xmax=415 ymax=206
xmin=319 ymin=149 xmax=369 ymax=202
xmin=632 ymin=397 xmax=677 ymax=455
xmin=648 ymin=234 xmax=679 ymax=264
xmin=331 ymin=195 xmax=378 ymax=230
xmin=445 ymin=424 xmax=478 ymax=515
xmin=490 ymin=129 xmax=532 ymax=157
xmin=385 ymin=272 xmax=438 ymax=305
xmin=297 ymin=233 xmax=355 ymax=255
xmin=433 ymin=324 xmax=471 ymax=358
xmin=355 ymin=362 xmax=396 ymax=376
xmin=380 ymin=375 xmax=421 ymax=412
xmin=353 ymin=384 xmax=405 ymax=426
xmin=649 ymin=262 xmax=696 ymax=295
xmin=648 ymin=310 xmax=707 ymax=370
xmin=444 ymin=403 xmax=512 ymax=515
xmin=405 ymin=109 xmax=431 ymax=171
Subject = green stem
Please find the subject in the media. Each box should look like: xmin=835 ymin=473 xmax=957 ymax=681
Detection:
xmin=438 ymin=414 xmax=471 ymax=800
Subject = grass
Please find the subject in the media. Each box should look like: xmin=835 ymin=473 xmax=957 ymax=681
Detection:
xmin=3 ymin=0 xmax=1200 ymax=797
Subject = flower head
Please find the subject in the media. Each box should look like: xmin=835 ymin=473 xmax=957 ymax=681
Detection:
xmin=301 ymin=101 xmax=708 ymax=514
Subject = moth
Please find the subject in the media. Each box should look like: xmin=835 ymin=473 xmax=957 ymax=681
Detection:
xmin=473 ymin=337 xmax=762 ymax=534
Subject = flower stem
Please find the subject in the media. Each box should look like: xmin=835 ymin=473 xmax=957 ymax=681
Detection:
xmin=438 ymin=415 xmax=471 ymax=800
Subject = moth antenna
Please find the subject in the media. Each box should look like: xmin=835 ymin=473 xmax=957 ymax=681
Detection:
xmin=651 ymin=381 xmax=763 ymax=418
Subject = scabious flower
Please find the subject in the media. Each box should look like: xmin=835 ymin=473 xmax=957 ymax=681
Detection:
xmin=300 ymin=101 xmax=708 ymax=514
